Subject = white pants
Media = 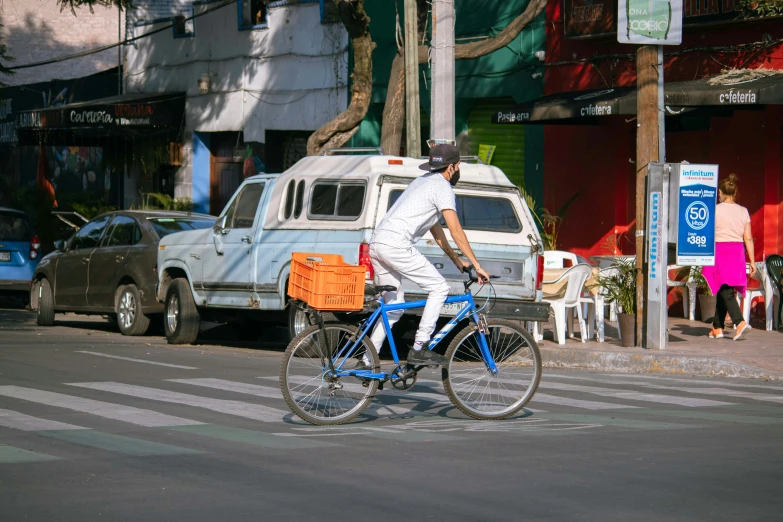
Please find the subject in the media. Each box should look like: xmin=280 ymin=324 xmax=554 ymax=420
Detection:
xmin=368 ymin=242 xmax=450 ymax=351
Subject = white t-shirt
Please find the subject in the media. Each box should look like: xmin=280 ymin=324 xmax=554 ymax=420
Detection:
xmin=372 ymin=173 xmax=456 ymax=248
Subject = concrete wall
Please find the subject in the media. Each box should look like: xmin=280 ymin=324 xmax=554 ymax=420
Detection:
xmin=1 ymin=0 xmax=122 ymax=85
xmin=124 ymin=0 xmax=348 ymax=200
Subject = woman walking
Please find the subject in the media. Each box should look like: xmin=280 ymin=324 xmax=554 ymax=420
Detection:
xmin=703 ymin=174 xmax=756 ymax=340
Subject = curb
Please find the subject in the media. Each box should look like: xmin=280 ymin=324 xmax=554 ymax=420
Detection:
xmin=539 ymin=346 xmax=783 ymax=380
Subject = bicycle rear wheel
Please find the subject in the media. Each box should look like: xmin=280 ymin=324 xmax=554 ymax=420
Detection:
xmin=280 ymin=324 xmax=379 ymax=425
xmin=443 ymin=319 xmax=541 ymax=420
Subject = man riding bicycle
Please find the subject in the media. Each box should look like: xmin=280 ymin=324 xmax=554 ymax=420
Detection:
xmin=367 ymin=143 xmax=491 ymax=367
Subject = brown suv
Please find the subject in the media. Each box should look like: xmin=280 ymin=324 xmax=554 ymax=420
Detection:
xmin=31 ymin=211 xmax=215 ymax=335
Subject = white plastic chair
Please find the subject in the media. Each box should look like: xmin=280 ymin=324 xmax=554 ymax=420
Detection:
xmin=542 ymin=264 xmax=593 ymax=345
xmin=580 ymin=266 xmax=618 ymax=343
xmin=666 ymin=265 xmax=697 ymax=321
xmin=544 ymin=250 xmax=578 ymax=269
xmin=742 ymin=262 xmax=776 ymax=331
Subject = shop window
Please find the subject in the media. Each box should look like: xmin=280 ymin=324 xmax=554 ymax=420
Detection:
xmin=293 ymin=180 xmax=305 ymax=218
xmin=284 ymin=180 xmax=296 ymax=219
xmin=388 ymin=190 xmax=521 ymax=233
xmin=309 ymin=182 xmax=366 ymax=220
xmin=239 ymin=0 xmax=268 ymax=29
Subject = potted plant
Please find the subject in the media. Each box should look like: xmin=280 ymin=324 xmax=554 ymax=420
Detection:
xmin=594 ymin=258 xmax=637 ymax=347
xmin=693 ymin=267 xmax=716 ymax=323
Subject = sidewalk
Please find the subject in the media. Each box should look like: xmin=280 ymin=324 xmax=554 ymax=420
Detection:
xmin=538 ymin=316 xmax=783 ymax=379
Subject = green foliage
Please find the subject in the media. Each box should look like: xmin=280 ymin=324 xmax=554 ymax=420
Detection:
xmin=134 ymin=192 xmax=194 ymax=212
xmin=594 ymin=258 xmax=638 ymax=315
xmin=738 ymin=0 xmax=783 ymax=17
xmin=675 ymin=265 xmax=713 ymax=296
xmin=518 ymin=186 xmax=579 ymax=251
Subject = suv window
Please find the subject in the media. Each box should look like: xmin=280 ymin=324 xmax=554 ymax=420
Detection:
xmin=70 ymin=215 xmax=111 ymax=251
xmin=224 ymin=183 xmax=266 ymax=229
xmin=388 ymin=190 xmax=521 ymax=232
xmin=309 ymin=182 xmax=366 ymax=220
xmin=104 ymin=216 xmax=141 ymax=247
xmin=0 ymin=212 xmax=32 ymax=241
xmin=284 ymin=180 xmax=295 ymax=219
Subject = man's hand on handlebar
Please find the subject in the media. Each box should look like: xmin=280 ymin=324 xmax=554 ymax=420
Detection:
xmin=463 ymin=264 xmax=492 ymax=284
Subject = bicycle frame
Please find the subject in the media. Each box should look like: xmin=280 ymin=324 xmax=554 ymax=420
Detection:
xmin=329 ymin=291 xmax=499 ymax=381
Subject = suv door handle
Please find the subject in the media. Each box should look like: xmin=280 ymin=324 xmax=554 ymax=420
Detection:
xmin=115 ymin=255 xmax=124 ymax=263
xmin=81 ymin=257 xmax=90 ymax=265
xmin=241 ymin=236 xmax=252 ymax=244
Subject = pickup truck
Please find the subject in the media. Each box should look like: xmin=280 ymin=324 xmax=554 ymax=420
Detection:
xmin=156 ymin=152 xmax=549 ymax=345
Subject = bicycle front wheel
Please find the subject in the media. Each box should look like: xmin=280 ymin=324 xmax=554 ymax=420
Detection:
xmin=443 ymin=319 xmax=541 ymax=420
xmin=280 ymin=324 xmax=379 ymax=425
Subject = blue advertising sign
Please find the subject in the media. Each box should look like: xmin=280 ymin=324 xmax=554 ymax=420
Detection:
xmin=676 ymin=164 xmax=718 ymax=266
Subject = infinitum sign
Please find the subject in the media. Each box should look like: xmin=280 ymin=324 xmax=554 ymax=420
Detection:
xmin=618 ymin=0 xmax=683 ymax=45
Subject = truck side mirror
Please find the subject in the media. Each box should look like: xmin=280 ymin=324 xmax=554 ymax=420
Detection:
xmin=214 ymin=215 xmax=230 ymax=235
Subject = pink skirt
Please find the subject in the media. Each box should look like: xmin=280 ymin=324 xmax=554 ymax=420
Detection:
xmin=702 ymin=242 xmax=747 ymax=297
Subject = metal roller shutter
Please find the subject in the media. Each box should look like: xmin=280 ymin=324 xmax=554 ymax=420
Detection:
xmin=467 ymin=99 xmax=525 ymax=187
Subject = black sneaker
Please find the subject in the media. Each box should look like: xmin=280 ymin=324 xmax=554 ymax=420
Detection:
xmin=406 ymin=349 xmax=448 ymax=367
xmin=354 ymin=359 xmax=371 ymax=371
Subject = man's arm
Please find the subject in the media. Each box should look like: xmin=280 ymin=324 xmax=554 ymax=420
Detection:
xmin=440 ymin=210 xmax=491 ymax=282
xmin=430 ymin=222 xmax=468 ymax=271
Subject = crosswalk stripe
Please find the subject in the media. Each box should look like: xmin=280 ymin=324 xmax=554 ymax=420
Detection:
xmin=169 ymin=378 xmax=283 ymax=400
xmin=0 ymin=386 xmax=203 ymax=428
xmin=538 ymin=381 xmax=733 ymax=407
xmin=597 ymin=373 xmax=783 ymax=390
xmin=168 ymin=425 xmax=337 ymax=449
xmin=0 ymin=408 xmax=87 ymax=431
xmin=76 ymin=351 xmax=198 ymax=370
xmin=531 ymin=393 xmax=638 ymax=410
xmin=538 ymin=413 xmax=701 ymax=430
xmin=39 ymin=430 xmax=201 ymax=456
xmin=67 ymin=382 xmax=290 ymax=423
xmin=356 ymin=427 xmax=463 ymax=442
xmin=0 ymin=445 xmax=60 ymax=463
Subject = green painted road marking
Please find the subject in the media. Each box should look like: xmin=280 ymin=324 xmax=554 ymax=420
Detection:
xmin=169 ymin=424 xmax=337 ymax=449
xmin=0 ymin=445 xmax=60 ymax=463
xmin=540 ymin=413 xmax=700 ymax=430
xmin=39 ymin=430 xmax=201 ymax=456
xmin=635 ymin=409 xmax=783 ymax=425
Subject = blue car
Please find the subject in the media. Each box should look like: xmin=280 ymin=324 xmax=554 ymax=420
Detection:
xmin=0 ymin=207 xmax=41 ymax=302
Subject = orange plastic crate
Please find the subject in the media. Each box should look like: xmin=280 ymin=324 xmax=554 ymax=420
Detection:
xmin=288 ymin=253 xmax=365 ymax=311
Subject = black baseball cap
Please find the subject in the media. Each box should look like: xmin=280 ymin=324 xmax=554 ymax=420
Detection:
xmin=418 ymin=143 xmax=460 ymax=172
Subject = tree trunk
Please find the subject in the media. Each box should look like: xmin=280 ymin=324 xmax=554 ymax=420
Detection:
xmin=380 ymin=53 xmax=405 ymax=156
xmin=380 ymin=0 xmax=547 ymax=152
xmin=307 ymin=0 xmax=375 ymax=156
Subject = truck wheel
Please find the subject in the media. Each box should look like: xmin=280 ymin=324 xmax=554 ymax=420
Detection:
xmin=36 ymin=279 xmax=55 ymax=326
xmin=115 ymin=285 xmax=151 ymax=336
xmin=164 ymin=278 xmax=200 ymax=345
xmin=287 ymin=301 xmax=314 ymax=341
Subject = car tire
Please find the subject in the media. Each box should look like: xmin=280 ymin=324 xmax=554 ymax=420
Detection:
xmin=115 ymin=285 xmax=151 ymax=336
xmin=164 ymin=278 xmax=200 ymax=345
xmin=287 ymin=301 xmax=314 ymax=341
xmin=36 ymin=279 xmax=55 ymax=327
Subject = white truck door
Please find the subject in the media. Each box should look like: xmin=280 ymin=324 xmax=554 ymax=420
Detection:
xmin=202 ymin=181 xmax=267 ymax=306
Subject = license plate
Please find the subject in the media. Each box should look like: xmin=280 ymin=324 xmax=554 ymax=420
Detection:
xmin=0 ymin=252 xmax=10 ymax=262
xmin=439 ymin=302 xmax=466 ymax=316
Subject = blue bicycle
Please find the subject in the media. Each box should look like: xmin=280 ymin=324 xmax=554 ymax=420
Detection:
xmin=280 ymin=268 xmax=542 ymax=425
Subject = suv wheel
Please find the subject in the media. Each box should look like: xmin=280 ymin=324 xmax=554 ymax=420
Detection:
xmin=164 ymin=278 xmax=200 ymax=345
xmin=36 ymin=279 xmax=55 ymax=326
xmin=287 ymin=301 xmax=313 ymax=340
xmin=115 ymin=285 xmax=151 ymax=336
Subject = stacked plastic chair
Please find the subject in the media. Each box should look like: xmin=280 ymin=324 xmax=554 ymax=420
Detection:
xmin=766 ymin=255 xmax=783 ymax=330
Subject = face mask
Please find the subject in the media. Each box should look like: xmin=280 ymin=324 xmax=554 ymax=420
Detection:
xmin=449 ymin=168 xmax=460 ymax=187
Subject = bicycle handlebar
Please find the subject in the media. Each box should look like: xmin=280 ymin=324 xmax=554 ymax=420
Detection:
xmin=463 ymin=264 xmax=498 ymax=290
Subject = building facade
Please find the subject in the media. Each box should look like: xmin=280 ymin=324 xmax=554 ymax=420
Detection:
xmin=124 ymin=0 xmax=349 ymax=214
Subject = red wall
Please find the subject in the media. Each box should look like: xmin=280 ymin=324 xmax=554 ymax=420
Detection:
xmin=543 ymin=1 xmax=783 ymax=262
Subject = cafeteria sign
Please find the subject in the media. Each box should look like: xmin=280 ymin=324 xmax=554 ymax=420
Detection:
xmin=676 ymin=164 xmax=717 ymax=266
xmin=618 ymin=0 xmax=682 ymax=45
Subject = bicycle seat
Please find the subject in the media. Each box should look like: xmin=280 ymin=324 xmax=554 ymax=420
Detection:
xmin=364 ymin=284 xmax=397 ymax=296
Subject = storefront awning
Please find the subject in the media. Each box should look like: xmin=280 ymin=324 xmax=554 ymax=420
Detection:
xmin=15 ymin=92 xmax=186 ymax=131
xmin=491 ymin=87 xmax=637 ymax=124
xmin=493 ymin=72 xmax=783 ymax=124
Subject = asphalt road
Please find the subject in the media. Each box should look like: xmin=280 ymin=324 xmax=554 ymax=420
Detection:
xmin=1 ymin=305 xmax=782 ymax=521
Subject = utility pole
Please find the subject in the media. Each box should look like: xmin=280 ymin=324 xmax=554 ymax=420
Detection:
xmin=635 ymin=45 xmax=660 ymax=346
xmin=403 ymin=0 xmax=421 ymax=157
xmin=430 ymin=0 xmax=455 ymax=142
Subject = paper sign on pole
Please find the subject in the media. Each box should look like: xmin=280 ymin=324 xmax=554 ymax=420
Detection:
xmin=478 ymin=144 xmax=496 ymax=165
xmin=617 ymin=0 xmax=683 ymax=45
xmin=676 ymin=164 xmax=718 ymax=266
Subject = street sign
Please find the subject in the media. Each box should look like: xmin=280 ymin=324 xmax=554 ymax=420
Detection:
xmin=676 ymin=164 xmax=718 ymax=266
xmin=617 ymin=0 xmax=683 ymax=45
